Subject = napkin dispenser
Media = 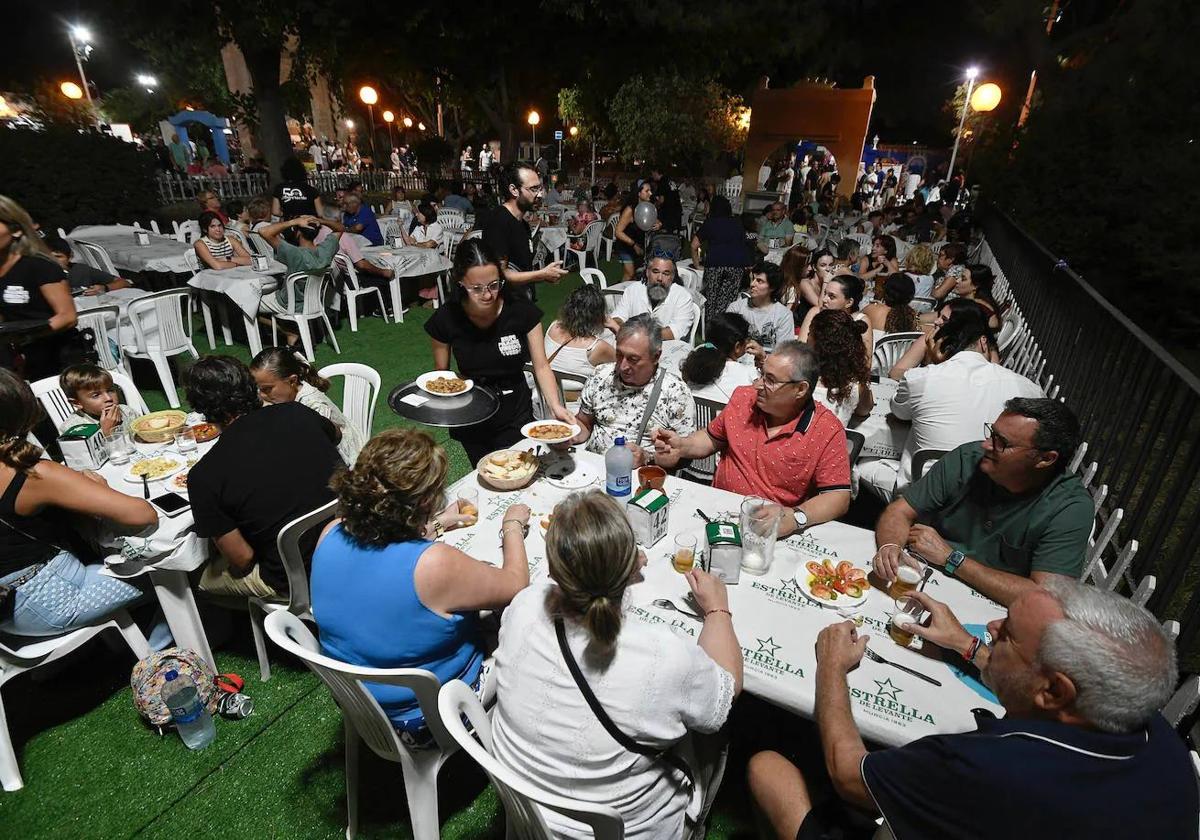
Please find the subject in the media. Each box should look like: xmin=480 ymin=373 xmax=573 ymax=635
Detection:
xmin=134 ymin=229 xmax=150 ymax=246
xmin=251 ymin=254 xmax=270 ymax=272
xmin=391 ymin=235 xmax=404 ymax=248
xmin=704 ymin=521 xmax=742 ymax=584
xmin=626 ymin=488 xmax=669 ymax=548
xmin=59 ymin=422 xmax=106 ymax=470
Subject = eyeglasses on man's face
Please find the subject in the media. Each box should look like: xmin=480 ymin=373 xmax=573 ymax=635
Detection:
xmin=755 ymin=373 xmax=804 ymax=392
xmin=461 ymin=279 xmax=503 ymax=297
xmin=983 ymin=421 xmax=1038 ymax=454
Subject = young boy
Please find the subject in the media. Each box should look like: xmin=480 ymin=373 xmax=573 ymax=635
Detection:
xmin=42 ymin=233 xmax=134 ymax=297
xmin=58 ymin=364 xmax=144 ymax=434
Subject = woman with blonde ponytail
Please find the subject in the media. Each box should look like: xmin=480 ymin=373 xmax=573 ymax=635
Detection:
xmin=490 ymin=490 xmax=743 ymax=839
xmin=0 ymin=369 xmax=157 ymax=636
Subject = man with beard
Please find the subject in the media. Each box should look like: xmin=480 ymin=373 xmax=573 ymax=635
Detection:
xmin=604 ymin=254 xmax=695 ymax=341
xmin=747 ymin=579 xmax=1195 ymax=839
xmin=481 ymin=163 xmax=567 ymax=299
xmin=873 ymin=398 xmax=1093 ymax=608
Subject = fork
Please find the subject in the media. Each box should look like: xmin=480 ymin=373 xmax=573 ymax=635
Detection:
xmin=863 ymin=647 xmax=942 ymax=686
xmin=651 ymin=598 xmax=703 ymax=620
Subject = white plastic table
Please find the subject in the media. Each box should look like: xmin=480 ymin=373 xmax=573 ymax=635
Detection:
xmin=69 ymin=226 xmax=192 ymax=274
xmin=445 ymin=449 xmax=1004 ymax=748
xmin=187 ymin=262 xmax=286 ymax=355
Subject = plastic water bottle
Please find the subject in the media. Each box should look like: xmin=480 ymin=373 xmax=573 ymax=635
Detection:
xmin=605 ymin=435 xmax=633 ymax=499
xmin=161 ymin=670 xmax=216 ymax=750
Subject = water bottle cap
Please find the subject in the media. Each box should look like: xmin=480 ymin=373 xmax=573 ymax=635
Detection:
xmin=615 ymin=435 xmax=625 ymax=446
xmin=164 ymin=670 xmax=179 ymax=681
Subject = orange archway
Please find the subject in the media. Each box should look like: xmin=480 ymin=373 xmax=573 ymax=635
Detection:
xmin=742 ymin=77 xmax=877 ymax=199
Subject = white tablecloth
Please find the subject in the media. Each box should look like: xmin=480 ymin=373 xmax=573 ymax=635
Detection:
xmin=850 ymin=379 xmax=910 ymax=461
xmin=538 ymin=226 xmax=570 ymax=254
xmin=361 ymin=245 xmax=451 ymax=278
xmin=446 ymin=449 xmax=1004 ymax=748
xmin=69 ymin=225 xmax=191 ymax=274
xmin=187 ymin=263 xmax=285 ymax=318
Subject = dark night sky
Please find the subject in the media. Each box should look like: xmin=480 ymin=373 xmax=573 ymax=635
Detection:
xmin=1 ymin=1 xmax=1019 ymax=147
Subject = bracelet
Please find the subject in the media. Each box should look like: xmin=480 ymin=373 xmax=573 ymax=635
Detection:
xmin=876 ymin=543 xmax=899 ymax=553
xmin=963 ymin=636 xmax=981 ymax=662
xmin=704 ymin=608 xmax=732 ymax=620
xmin=501 ymin=520 xmax=529 ymax=538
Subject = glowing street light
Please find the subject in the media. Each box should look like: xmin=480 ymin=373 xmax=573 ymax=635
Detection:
xmin=402 ymin=117 xmax=413 ymax=128
xmin=569 ymin=125 xmax=579 ymax=137
xmin=66 ymin=24 xmax=97 ymax=122
xmin=345 ymin=119 xmax=355 ymax=129
xmin=358 ymin=86 xmax=379 ymax=163
xmin=136 ymin=73 xmax=157 ymax=92
xmin=948 ymin=66 xmax=982 ymax=188
xmin=60 ymin=81 xmax=84 ymax=100
xmin=382 ymin=110 xmax=394 ymax=122
xmin=382 ymin=110 xmax=395 ymax=150
xmin=527 ymin=109 xmax=540 ymax=149
xmin=417 ymin=122 xmax=426 ymax=132
xmin=970 ymin=83 xmax=1002 ymax=113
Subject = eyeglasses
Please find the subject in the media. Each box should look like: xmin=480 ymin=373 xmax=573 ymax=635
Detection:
xmin=983 ymin=422 xmax=1038 ymax=454
xmin=521 ymin=182 xmax=545 ymax=195
xmin=461 ymin=280 xmax=503 ymax=297
xmin=754 ymin=374 xmax=804 ymax=392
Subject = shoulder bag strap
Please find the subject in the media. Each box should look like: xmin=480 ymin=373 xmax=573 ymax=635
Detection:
xmin=634 ymin=369 xmax=667 ymax=445
xmin=554 ymin=617 xmax=694 ymax=788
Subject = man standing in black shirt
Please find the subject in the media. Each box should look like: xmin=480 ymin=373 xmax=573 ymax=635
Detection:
xmin=482 ymin=163 xmax=568 ymax=298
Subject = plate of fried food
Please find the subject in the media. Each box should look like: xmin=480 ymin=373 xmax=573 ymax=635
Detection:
xmin=476 ymin=449 xmax=539 ymax=490
xmin=124 ymin=455 xmax=185 ymax=484
xmin=417 ymin=370 xmax=474 ymax=396
xmin=190 ymin=422 xmax=220 ymax=443
xmin=794 ymin=558 xmax=870 ymax=608
xmin=519 ymin=420 xmax=579 ymax=445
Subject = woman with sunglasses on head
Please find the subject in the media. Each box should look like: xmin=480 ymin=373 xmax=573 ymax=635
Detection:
xmin=425 ymin=240 xmax=573 ymax=463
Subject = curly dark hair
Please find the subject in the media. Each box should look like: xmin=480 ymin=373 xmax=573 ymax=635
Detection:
xmin=557 ymin=284 xmax=607 ymax=340
xmin=880 ymin=273 xmax=919 ymax=333
xmin=331 ymin=428 xmax=448 ymax=547
xmin=809 ymin=310 xmax=870 ymax=407
xmin=183 ymin=355 xmax=262 ymax=427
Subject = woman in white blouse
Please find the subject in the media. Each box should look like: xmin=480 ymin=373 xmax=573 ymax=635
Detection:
xmin=490 ymin=490 xmax=743 ymax=840
xmin=680 ymin=312 xmax=758 ymax=402
xmin=402 ymin=201 xmax=442 ymax=250
xmin=543 ymin=285 xmax=616 ymax=401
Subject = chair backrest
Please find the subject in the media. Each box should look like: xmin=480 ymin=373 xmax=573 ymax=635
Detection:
xmin=249 ymin=231 xmax=274 ymax=259
xmin=177 ymin=220 xmax=201 ymax=244
xmin=75 ymin=304 xmax=123 ymax=371
xmin=583 ymin=220 xmax=604 ymax=252
xmin=847 ymin=232 xmax=873 ymax=250
xmin=686 ymin=300 xmax=703 ymax=343
xmin=1162 ymin=676 xmax=1200 ymax=729
xmin=317 ymin=362 xmax=381 ymax=440
xmin=274 ymin=499 xmax=337 ymax=616
xmin=681 ymin=395 xmax=726 ymax=482
xmin=845 ymin=429 xmax=865 ymax=463
xmin=225 ymin=228 xmax=249 ymax=250
xmin=332 ymin=253 xmax=360 ymax=290
xmin=872 ymin=332 xmax=923 ymax=378
xmin=263 ymin=611 xmax=460 ymax=758
xmin=437 ymin=680 xmax=626 ymax=840
xmin=909 ymin=448 xmax=947 ymax=482
xmin=602 ymin=213 xmax=620 ymax=239
xmin=437 ymin=208 xmax=465 ymax=229
xmin=72 ymin=240 xmax=119 ymax=276
xmin=30 ymin=370 xmax=148 ymax=430
xmin=127 ymin=289 xmax=194 ymax=353
xmin=183 ymin=248 xmax=202 ymax=273
xmin=580 ymin=268 xmax=607 ymax=290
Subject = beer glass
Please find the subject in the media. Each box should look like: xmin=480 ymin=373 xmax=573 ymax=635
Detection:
xmin=673 ymin=534 xmax=698 ymax=573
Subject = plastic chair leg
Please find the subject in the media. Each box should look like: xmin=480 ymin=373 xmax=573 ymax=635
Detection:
xmin=249 ymin=606 xmax=272 ymax=682
xmin=296 ymin=320 xmax=316 ymax=362
xmin=112 ymin=609 xmax=151 ymax=659
xmin=150 ymin=354 xmax=181 ymax=408
xmin=347 ymin=297 xmax=360 ymax=333
xmin=371 ymin=289 xmax=388 ymax=324
xmin=321 ymin=314 xmax=341 ymax=355
xmin=200 ymin=297 xmax=218 ymax=350
xmin=344 ymin=719 xmax=360 ymax=839
xmin=0 ymin=690 xmax=23 ymax=791
xmin=400 ymin=750 xmax=444 ymax=840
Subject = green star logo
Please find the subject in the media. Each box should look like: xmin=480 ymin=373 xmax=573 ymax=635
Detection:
xmin=756 ymin=636 xmax=781 ymax=657
xmin=874 ymin=678 xmax=902 ymax=700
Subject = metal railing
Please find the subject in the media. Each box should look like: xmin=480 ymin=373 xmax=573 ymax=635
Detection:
xmin=980 ymin=205 xmax=1200 ymax=666
xmin=155 ymin=173 xmax=270 ymax=203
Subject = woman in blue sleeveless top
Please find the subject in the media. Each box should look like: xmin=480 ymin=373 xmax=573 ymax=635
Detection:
xmin=311 ymin=428 xmax=532 ymax=740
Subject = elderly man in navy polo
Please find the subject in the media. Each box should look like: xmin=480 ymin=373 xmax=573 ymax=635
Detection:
xmin=747 ymin=579 xmax=1197 ymax=839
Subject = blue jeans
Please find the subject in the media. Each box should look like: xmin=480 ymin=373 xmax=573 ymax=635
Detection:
xmin=0 ymin=552 xmax=144 ymax=637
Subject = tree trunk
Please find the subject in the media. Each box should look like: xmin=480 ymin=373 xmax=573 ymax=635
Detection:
xmin=241 ymin=44 xmax=291 ymax=181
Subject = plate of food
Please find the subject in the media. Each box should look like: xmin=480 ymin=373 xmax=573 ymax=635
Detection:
xmin=795 ymin=558 xmax=870 ymax=608
xmin=476 ymin=449 xmax=539 ymax=490
xmin=416 ymin=370 xmax=474 ymax=396
xmin=190 ymin=422 xmax=220 ymax=443
xmin=124 ymin=455 xmax=185 ymax=484
xmin=520 ymin=420 xmax=579 ymax=445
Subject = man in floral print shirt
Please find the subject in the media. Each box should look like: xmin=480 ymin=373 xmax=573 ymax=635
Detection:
xmin=570 ymin=314 xmax=695 ymax=469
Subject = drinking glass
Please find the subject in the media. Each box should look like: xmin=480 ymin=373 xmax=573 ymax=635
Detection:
xmin=889 ymin=596 xmax=926 ymax=647
xmin=457 ymin=487 xmax=479 ymax=520
xmin=104 ymin=429 xmax=134 ymax=466
xmin=672 ymin=534 xmax=698 ymax=573
xmin=887 ymin=558 xmax=925 ymax=599
xmin=740 ymin=497 xmax=781 ymax=575
xmin=175 ymin=427 xmax=198 ymax=454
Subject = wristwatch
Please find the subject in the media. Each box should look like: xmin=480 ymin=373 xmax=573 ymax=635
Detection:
xmin=791 ymin=509 xmax=808 ymax=534
xmin=944 ymin=549 xmax=967 ymax=577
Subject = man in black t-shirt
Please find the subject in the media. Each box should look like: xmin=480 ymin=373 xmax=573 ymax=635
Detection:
xmin=43 ymin=233 xmax=134 ymax=296
xmin=482 ymin=163 xmax=568 ymax=298
xmin=183 ymin=356 xmax=340 ymax=597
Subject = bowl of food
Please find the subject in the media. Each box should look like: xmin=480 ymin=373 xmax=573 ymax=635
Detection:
xmin=417 ymin=370 xmax=474 ymax=396
xmin=130 ymin=410 xmax=187 ymax=444
xmin=190 ymin=422 xmax=220 ymax=443
xmin=476 ymin=449 xmax=539 ymax=491
xmin=519 ymin=420 xmax=579 ymax=445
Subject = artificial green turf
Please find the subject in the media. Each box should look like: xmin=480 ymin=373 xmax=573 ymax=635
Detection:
xmin=1 ymin=256 xmax=768 ymax=838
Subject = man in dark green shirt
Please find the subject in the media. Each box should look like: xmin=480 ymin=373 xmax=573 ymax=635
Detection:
xmin=874 ymin=397 xmax=1092 ymax=606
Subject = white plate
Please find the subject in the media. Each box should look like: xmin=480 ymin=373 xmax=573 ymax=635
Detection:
xmin=123 ymin=457 xmax=186 ymax=485
xmin=416 ymin=370 xmax=474 ymax=397
xmin=542 ymin=461 xmax=600 ymax=490
xmin=794 ymin=562 xmax=871 ymax=608
xmin=519 ymin=420 xmax=580 ymax=445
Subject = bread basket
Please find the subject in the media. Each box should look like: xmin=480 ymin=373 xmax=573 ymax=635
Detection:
xmin=476 ymin=449 xmax=539 ymax=491
xmin=130 ymin=410 xmax=187 ymax=444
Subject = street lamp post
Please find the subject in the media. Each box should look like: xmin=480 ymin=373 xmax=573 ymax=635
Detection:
xmin=947 ymin=66 xmax=979 ymax=185
xmin=527 ymin=110 xmax=539 ymax=158
xmin=383 ymin=110 xmax=395 ymax=153
xmin=67 ymin=25 xmax=98 ymax=124
xmin=358 ymin=85 xmax=379 ymax=167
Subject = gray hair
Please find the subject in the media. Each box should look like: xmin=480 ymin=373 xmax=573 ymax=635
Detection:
xmin=617 ymin=313 xmax=663 ymax=357
xmin=1036 ymin=578 xmax=1176 ymax=733
xmin=772 ymin=340 xmax=819 ymax=390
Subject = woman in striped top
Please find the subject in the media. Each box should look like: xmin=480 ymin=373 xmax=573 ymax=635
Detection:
xmin=195 ymin=210 xmax=252 ymax=270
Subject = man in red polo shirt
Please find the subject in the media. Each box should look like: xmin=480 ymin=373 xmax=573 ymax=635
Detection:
xmin=653 ymin=341 xmax=851 ymax=534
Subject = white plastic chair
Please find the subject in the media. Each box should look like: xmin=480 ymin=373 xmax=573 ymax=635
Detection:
xmin=318 ymin=362 xmax=381 ymax=441
xmin=247 ymin=499 xmax=336 ymax=681
xmin=436 ymin=208 xmax=464 ymax=230
xmin=564 ymin=221 xmax=604 ymax=273
xmin=679 ymin=394 xmax=726 ymax=485
xmin=871 ymin=332 xmax=923 ymax=378
xmin=267 ymin=272 xmax=341 ymax=363
xmin=601 ymin=213 xmax=620 ymax=261
xmin=686 ymin=299 xmax=703 ymax=343
xmin=1163 ymin=676 xmax=1200 ymax=729
xmin=263 ymin=611 xmax=460 ymax=840
xmin=30 ymin=371 xmax=149 ymax=431
xmin=248 ymin=232 xmax=274 ymax=259
xmin=75 ymin=304 xmax=128 ymax=375
xmin=122 ymin=290 xmax=199 ymax=408
xmin=72 ymin=240 xmax=119 ymax=276
xmin=332 ymin=255 xmax=388 ymax=332
xmin=437 ymin=680 xmax=626 ymax=840
xmin=176 ymin=220 xmax=201 ymax=244
xmin=1 ymin=612 xmax=149 ymax=791
xmin=580 ymin=268 xmax=608 ymax=291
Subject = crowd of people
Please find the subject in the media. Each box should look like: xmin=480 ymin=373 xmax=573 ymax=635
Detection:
xmin=0 ymin=143 xmax=1196 ymax=838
